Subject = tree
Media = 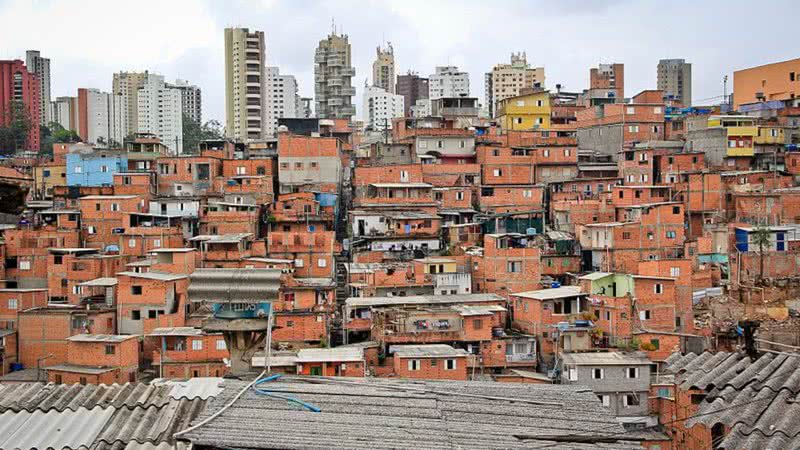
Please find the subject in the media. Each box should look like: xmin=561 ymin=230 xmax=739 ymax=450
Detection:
xmin=751 ymin=226 xmax=772 ymax=281
xmin=39 ymin=122 xmax=80 ymax=157
xmin=0 ymin=101 xmax=33 ymax=154
xmin=182 ymin=114 xmax=223 ymax=154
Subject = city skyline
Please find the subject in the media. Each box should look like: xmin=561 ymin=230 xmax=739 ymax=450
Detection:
xmin=1 ymin=0 xmax=798 ymax=123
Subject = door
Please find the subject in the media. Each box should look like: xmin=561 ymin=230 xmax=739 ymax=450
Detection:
xmin=310 ymin=366 xmax=322 ymax=376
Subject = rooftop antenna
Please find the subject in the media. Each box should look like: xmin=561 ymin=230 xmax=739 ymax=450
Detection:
xmin=331 ymin=17 xmax=335 ymax=35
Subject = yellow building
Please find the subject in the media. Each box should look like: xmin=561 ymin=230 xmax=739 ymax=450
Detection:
xmin=497 ymin=90 xmax=551 ymax=131
xmin=708 ymin=115 xmax=757 ymax=157
xmin=755 ymin=126 xmax=785 ymax=145
xmin=32 ymin=164 xmax=66 ymax=199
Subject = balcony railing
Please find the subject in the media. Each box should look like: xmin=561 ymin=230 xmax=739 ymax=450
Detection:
xmin=506 ymin=353 xmax=535 ymax=363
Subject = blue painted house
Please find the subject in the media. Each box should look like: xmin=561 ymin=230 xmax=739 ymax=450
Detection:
xmin=734 ymin=226 xmax=794 ymax=252
xmin=66 ymin=149 xmax=128 ymax=187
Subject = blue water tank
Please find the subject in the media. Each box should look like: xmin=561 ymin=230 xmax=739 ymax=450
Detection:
xmin=551 ymin=282 xmax=561 ymax=288
xmin=10 ymin=363 xmax=24 ymax=372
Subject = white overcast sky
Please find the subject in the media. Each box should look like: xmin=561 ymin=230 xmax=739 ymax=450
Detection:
xmin=1 ymin=0 xmax=798 ymax=123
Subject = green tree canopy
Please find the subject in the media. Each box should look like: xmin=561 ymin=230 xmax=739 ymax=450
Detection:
xmin=182 ymin=114 xmax=223 ymax=154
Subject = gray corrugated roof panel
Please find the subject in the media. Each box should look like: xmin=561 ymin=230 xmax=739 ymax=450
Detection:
xmin=183 ymin=377 xmax=639 ymax=450
xmin=188 ymin=268 xmax=281 ymax=303
xmin=666 ymin=350 xmax=800 ymax=450
xmin=0 ymin=406 xmax=114 ymax=449
xmin=0 ymin=382 xmax=214 ymax=450
xmin=78 ymin=277 xmax=118 ymax=287
xmin=45 ymin=364 xmax=117 ymax=375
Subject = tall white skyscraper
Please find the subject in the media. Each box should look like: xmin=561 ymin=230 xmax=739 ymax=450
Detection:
xmin=264 ymin=66 xmax=300 ymax=136
xmin=429 ymin=66 xmax=470 ymax=100
xmin=137 ymin=74 xmax=183 ymax=154
xmin=26 ymin=50 xmax=51 ymax=126
xmin=362 ymin=85 xmax=404 ymax=131
xmin=76 ymin=88 xmax=127 ymax=147
xmin=484 ymin=53 xmax=545 ymax=118
xmin=224 ymin=27 xmax=266 ymax=142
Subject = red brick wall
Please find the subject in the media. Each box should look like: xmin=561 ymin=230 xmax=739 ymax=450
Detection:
xmin=393 ymin=356 xmax=468 ymax=380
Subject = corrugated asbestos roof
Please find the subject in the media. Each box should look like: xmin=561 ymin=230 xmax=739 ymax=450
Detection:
xmin=0 ymin=380 xmax=217 ymax=450
xmin=663 ymin=351 xmax=800 ymax=449
xmin=184 ymin=377 xmax=641 ymax=450
xmin=188 ymin=268 xmax=281 ymax=303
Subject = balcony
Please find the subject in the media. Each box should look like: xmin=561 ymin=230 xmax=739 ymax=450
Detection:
xmin=327 ymin=58 xmax=343 ymax=67
xmin=341 ymin=87 xmax=356 ymax=97
xmin=327 ymin=98 xmax=344 ymax=107
xmin=327 ymin=78 xmax=343 ymax=87
xmin=314 ymin=54 xmax=326 ymax=64
xmin=340 ymin=67 xmax=356 ymax=77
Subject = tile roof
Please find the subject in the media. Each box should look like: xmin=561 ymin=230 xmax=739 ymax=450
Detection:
xmin=663 ymin=351 xmax=800 ymax=450
xmin=182 ymin=377 xmax=640 ymax=449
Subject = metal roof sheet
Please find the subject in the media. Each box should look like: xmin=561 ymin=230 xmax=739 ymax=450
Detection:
xmin=147 ymin=327 xmax=204 ymax=337
xmin=561 ymin=352 xmax=651 ymax=366
xmin=78 ymin=278 xmax=118 ymax=287
xmin=188 ymin=268 xmax=281 ymax=303
xmin=183 ymin=377 xmax=638 ymax=450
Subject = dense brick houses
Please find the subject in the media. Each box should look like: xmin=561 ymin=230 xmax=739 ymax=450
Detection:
xmin=46 ymin=334 xmax=138 ymax=384
xmin=0 ymin=52 xmax=799 ymax=450
xmin=147 ymin=327 xmax=228 ymax=378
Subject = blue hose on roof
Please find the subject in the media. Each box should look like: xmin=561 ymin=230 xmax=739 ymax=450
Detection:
xmin=252 ymin=374 xmax=322 ymax=412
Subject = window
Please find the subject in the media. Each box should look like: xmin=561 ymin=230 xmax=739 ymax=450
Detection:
xmin=592 ymin=368 xmax=604 ymax=379
xmin=626 ymin=107 xmax=635 ymax=114
xmin=101 ymin=165 xmax=108 ymax=173
xmin=651 ymin=338 xmax=661 ymax=350
xmin=622 ymin=232 xmax=631 ymax=240
xmin=568 ymin=368 xmax=578 ymax=381
xmin=286 ymin=320 xmax=294 ymax=327
xmin=493 ymin=169 xmax=502 ymax=177
xmin=111 ymin=203 xmax=119 ymax=212
xmin=672 ymin=206 xmax=681 ymax=214
xmin=654 ymin=107 xmax=662 ymax=114
xmin=639 ymin=153 xmax=648 ymax=162
xmin=670 ymin=267 xmax=681 ymax=277
xmin=507 ymin=261 xmax=522 ymax=273
xmin=55 ymin=374 xmax=62 ymax=384
xmin=131 ymin=286 xmax=142 ymax=295
xmin=131 ymin=310 xmax=141 ymax=320
xmin=8 ymin=298 xmax=17 ymax=309
xmin=543 ymin=149 xmax=550 ymax=157
xmin=19 ymin=260 xmax=30 ymax=271
xmin=623 ymin=394 xmax=640 ymax=407
xmin=627 ymin=367 xmax=639 ymax=379
xmin=192 ymin=340 xmax=203 ymax=350
xmin=437 ymin=140 xmax=444 ymax=149
xmin=105 ymin=345 xmax=115 ymax=355
xmin=317 ymin=258 xmax=327 ymax=268
xmin=654 ymin=283 xmax=663 ymax=294
xmin=473 ymin=319 xmax=483 ymax=329
xmin=628 ymin=125 xmax=639 ymax=133
xmin=791 ymin=72 xmax=796 ymax=82
xmin=523 ymin=190 xmax=532 ymax=198
xmin=456 ymin=191 xmax=464 ymax=201
xmin=728 ymin=140 xmax=737 ymax=148
xmin=79 ymin=377 xmax=87 ymax=385
xmin=446 ymin=359 xmax=457 ymax=370
xmin=598 ymin=394 xmax=610 ymax=407
xmin=294 ymin=162 xmax=303 ymax=169
xmin=74 ymin=166 xmax=82 ymax=173
xmin=666 ymin=231 xmax=676 ymax=239
xmin=640 ymin=310 xmax=651 ymax=320
xmin=408 ymin=359 xmax=420 ymax=371
xmin=294 ymin=259 xmax=304 ymax=267
xmin=657 ymin=387 xmax=670 ymax=398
